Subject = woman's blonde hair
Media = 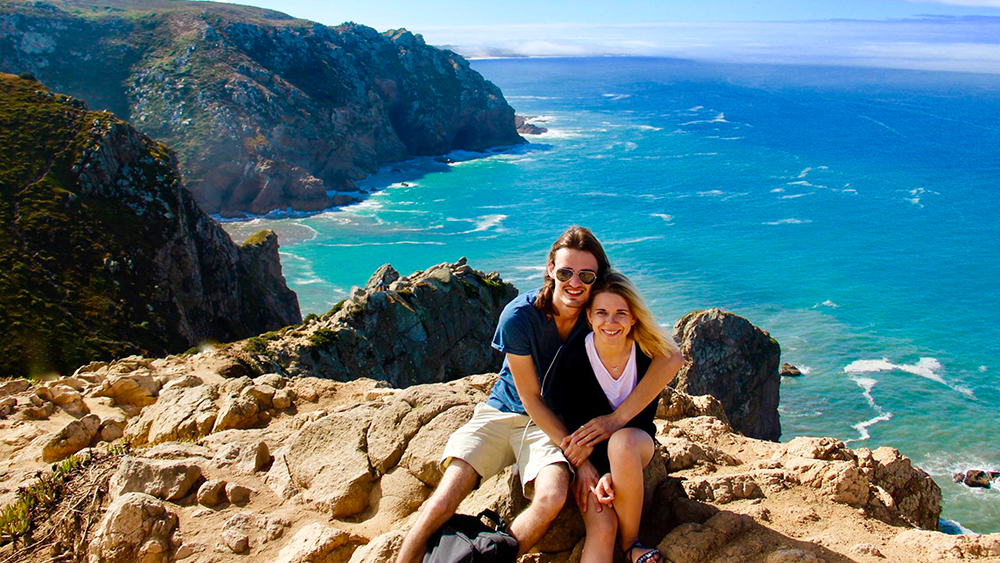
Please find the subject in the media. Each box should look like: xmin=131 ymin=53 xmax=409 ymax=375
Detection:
xmin=590 ymin=270 xmax=678 ymax=359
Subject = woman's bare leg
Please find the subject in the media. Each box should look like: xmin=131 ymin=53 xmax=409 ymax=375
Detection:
xmin=607 ymin=428 xmax=655 ymax=561
xmin=576 ymin=487 xmax=618 ymax=563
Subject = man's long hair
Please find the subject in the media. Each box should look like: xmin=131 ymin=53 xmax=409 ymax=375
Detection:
xmin=534 ymin=226 xmax=611 ymax=316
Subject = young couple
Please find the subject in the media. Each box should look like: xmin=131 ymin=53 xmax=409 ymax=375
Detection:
xmin=395 ymin=226 xmax=683 ymax=563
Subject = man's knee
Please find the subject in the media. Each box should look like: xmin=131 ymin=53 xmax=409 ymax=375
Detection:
xmin=425 ymin=458 xmax=479 ymax=512
xmin=528 ymin=464 xmax=570 ymax=514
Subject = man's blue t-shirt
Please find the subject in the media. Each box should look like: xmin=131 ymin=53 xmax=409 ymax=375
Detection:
xmin=486 ymin=289 xmax=588 ymax=414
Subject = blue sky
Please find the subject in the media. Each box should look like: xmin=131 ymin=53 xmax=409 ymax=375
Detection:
xmin=214 ymin=1 xmax=1000 ymax=73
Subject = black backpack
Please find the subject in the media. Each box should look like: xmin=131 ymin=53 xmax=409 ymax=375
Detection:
xmin=423 ymin=509 xmax=519 ymax=563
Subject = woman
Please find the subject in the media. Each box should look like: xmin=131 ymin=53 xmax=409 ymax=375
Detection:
xmin=545 ymin=271 xmax=682 ymax=563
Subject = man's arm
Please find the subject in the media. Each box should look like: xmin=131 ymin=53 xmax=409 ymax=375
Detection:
xmin=507 ymin=353 xmax=572 ymax=446
xmin=570 ymin=351 xmax=684 ymax=447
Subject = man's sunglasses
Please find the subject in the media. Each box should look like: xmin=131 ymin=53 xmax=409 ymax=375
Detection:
xmin=554 ymin=268 xmax=597 ymax=285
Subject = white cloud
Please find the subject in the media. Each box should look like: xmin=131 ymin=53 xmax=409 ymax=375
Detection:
xmin=425 ymin=18 xmax=1000 ymax=74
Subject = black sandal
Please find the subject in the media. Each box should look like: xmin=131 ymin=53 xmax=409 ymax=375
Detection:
xmin=625 ymin=540 xmax=661 ymax=563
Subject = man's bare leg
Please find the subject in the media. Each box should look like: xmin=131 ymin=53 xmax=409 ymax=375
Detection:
xmin=509 ymin=463 xmax=571 ymax=556
xmin=395 ymin=459 xmax=479 ymax=563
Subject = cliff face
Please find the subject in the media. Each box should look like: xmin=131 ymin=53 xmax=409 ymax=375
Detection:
xmin=0 ymin=73 xmax=300 ymax=378
xmin=0 ymin=0 xmax=525 ymax=216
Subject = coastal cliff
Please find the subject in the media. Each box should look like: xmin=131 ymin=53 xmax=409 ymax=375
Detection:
xmin=0 ymin=73 xmax=300 ymax=378
xmin=1 ymin=260 xmax=995 ymax=563
xmin=0 ymin=0 xmax=525 ymax=216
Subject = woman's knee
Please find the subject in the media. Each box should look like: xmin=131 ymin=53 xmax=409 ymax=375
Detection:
xmin=608 ymin=428 xmax=652 ymax=458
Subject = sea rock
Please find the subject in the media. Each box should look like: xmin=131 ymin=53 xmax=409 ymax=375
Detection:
xmin=41 ymin=413 xmax=101 ymax=462
xmin=274 ymin=522 xmax=366 ymax=563
xmin=514 ymin=115 xmax=549 ymax=135
xmin=779 ymin=363 xmax=802 ymax=377
xmin=108 ymin=457 xmax=202 ymax=501
xmin=672 ymin=308 xmax=782 ymax=441
xmin=270 ymin=260 xmax=516 ymax=386
xmin=960 ymin=469 xmax=993 ymax=488
xmin=87 ymin=492 xmax=178 ymax=563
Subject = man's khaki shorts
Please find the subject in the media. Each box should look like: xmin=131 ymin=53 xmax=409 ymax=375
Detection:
xmin=441 ymin=403 xmax=567 ymax=498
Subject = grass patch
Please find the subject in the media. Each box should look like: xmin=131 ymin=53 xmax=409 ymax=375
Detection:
xmin=308 ymin=328 xmax=337 ymax=348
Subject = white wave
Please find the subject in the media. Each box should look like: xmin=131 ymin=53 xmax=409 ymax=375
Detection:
xmin=706 ymin=136 xmax=744 ymax=140
xmin=799 ymin=366 xmax=813 ymax=375
xmin=698 ymin=190 xmax=725 ymax=197
xmin=444 ymin=214 xmax=507 ymax=235
xmin=771 ymin=188 xmax=786 ymax=193
xmin=538 ymin=128 xmax=582 ymax=139
xmin=906 ymin=187 xmax=938 ymax=207
xmin=841 ymin=188 xmax=859 ymax=195
xmin=315 ymin=241 xmax=446 ymax=247
xmin=622 ymin=141 xmax=638 ymax=151
xmin=843 ymin=374 xmax=893 ymax=443
xmin=763 ymin=218 xmax=812 ymax=225
xmin=638 ymin=125 xmax=662 ymax=131
xmin=637 ymin=194 xmax=663 ymax=200
xmin=815 ymin=300 xmax=839 ymax=308
xmin=980 ymin=366 xmax=988 ymax=372
xmin=780 ymin=193 xmax=810 ymax=200
xmin=859 ymin=115 xmax=905 ymax=137
xmin=607 ymin=235 xmax=665 ymax=245
xmin=850 ymin=413 xmax=893 ymax=442
xmin=602 ymin=93 xmax=631 ymax=101
xmin=687 ymin=106 xmax=704 ymax=111
xmin=786 ymin=180 xmax=828 ymax=188
xmin=844 ymin=357 xmax=972 ymax=398
xmin=796 ymin=166 xmax=828 ymax=179
xmin=507 ymin=95 xmax=560 ymax=100
xmin=651 ymin=213 xmax=674 ymax=223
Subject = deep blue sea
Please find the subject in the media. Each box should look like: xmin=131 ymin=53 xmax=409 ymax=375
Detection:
xmin=223 ymin=57 xmax=1000 ymax=533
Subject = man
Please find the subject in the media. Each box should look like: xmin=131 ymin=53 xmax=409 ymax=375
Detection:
xmin=395 ymin=225 xmax=611 ymax=563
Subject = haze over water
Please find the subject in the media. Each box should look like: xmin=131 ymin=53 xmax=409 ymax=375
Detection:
xmin=223 ymin=57 xmax=1000 ymax=533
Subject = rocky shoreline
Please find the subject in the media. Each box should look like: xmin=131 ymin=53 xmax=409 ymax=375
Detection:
xmin=1 ymin=260 xmax=999 ymax=563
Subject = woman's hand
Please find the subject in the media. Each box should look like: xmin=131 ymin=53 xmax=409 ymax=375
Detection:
xmin=594 ymin=473 xmax=615 ymax=506
xmin=570 ymin=413 xmax=625 ymax=447
xmin=572 ymin=461 xmax=603 ymax=513
xmin=560 ymin=435 xmax=593 ymax=467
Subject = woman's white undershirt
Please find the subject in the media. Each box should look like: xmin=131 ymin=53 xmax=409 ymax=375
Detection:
xmin=585 ymin=332 xmax=638 ymax=410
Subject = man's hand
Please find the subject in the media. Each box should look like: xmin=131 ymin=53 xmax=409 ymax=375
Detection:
xmin=560 ymin=435 xmax=593 ymax=467
xmin=594 ymin=473 xmax=615 ymax=506
xmin=570 ymin=413 xmax=625 ymax=448
xmin=573 ymin=461 xmax=602 ymax=513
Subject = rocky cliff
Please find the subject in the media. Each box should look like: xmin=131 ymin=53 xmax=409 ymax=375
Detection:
xmin=0 ymin=0 xmax=525 ymax=216
xmin=0 ymin=73 xmax=300 ymax=378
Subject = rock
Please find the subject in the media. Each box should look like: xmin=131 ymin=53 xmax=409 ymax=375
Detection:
xmin=780 ymin=363 xmax=803 ymax=377
xmin=657 ymin=386 xmax=729 ymax=422
xmin=213 ymin=393 xmax=260 ymax=432
xmin=266 ymin=449 xmax=301 ymax=500
xmin=274 ymin=522 xmax=366 ymax=563
xmin=209 ymin=438 xmax=271 ymax=474
xmin=268 ymin=260 xmax=516 ymax=386
xmin=347 ymin=530 xmax=406 ymax=563
xmin=99 ymin=416 xmax=127 ymax=442
xmin=682 ymin=474 xmax=764 ymax=504
xmin=92 ymin=371 xmax=162 ymax=413
xmin=962 ymin=469 xmax=993 ymax=488
xmin=242 ymin=383 xmax=276 ymax=408
xmin=0 ymin=397 xmax=17 ymax=417
xmin=162 ymin=375 xmax=204 ymax=391
xmin=217 ymin=358 xmax=250 ymax=379
xmin=672 ymin=308 xmax=781 ymax=441
xmin=124 ymin=385 xmax=219 ymax=446
xmin=0 ymin=379 xmax=30 ymax=397
xmin=868 ymin=447 xmax=941 ymax=530
xmin=658 ymin=511 xmax=754 ymax=563
xmin=273 ymin=388 xmax=293 ymax=409
xmin=197 ymin=479 xmax=227 ymax=507
xmin=108 ymin=457 xmax=202 ymax=501
xmin=401 ymin=405 xmax=476 ymax=487
xmin=221 ymin=528 xmax=250 ymax=553
xmin=850 ymin=543 xmax=885 ymax=557
xmin=514 ymin=115 xmax=549 ymax=135
xmin=42 ymin=413 xmax=101 ymax=462
xmin=226 ymin=483 xmax=252 ymax=505
xmin=366 ymin=264 xmax=400 ymax=292
xmin=87 ymin=492 xmax=178 ymax=563
xmin=286 ymin=409 xmax=377 ymax=517
xmin=892 ymin=529 xmax=1000 ymax=559
xmin=766 ymin=548 xmax=825 ymax=563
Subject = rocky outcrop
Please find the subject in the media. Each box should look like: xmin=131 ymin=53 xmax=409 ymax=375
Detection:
xmin=0 ymin=1 xmax=524 ymax=216
xmin=243 ymin=258 xmax=516 ymax=386
xmin=514 ymin=115 xmax=549 ymax=135
xmin=673 ymin=308 xmax=782 ymax=441
xmin=87 ymin=492 xmax=178 ymax=563
xmin=0 ymin=74 xmax=300 ymax=377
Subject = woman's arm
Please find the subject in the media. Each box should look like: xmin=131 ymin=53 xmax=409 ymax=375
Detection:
xmin=570 ymin=351 xmax=683 ymax=447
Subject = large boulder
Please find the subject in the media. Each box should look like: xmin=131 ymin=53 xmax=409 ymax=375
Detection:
xmin=274 ymin=522 xmax=366 ymax=563
xmin=672 ymin=309 xmax=781 ymax=441
xmin=123 ymin=385 xmax=219 ymax=446
xmin=108 ymin=457 xmax=203 ymax=501
xmin=41 ymin=413 xmax=101 ymax=462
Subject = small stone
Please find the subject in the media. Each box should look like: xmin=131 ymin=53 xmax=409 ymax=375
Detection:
xmin=272 ymin=388 xmax=292 ymax=409
xmin=197 ymin=479 xmax=227 ymax=507
xmin=964 ymin=470 xmax=993 ymax=488
xmin=221 ymin=529 xmax=250 ymax=554
xmin=850 ymin=543 xmax=885 ymax=557
xmin=780 ymin=363 xmax=803 ymax=377
xmin=226 ymin=483 xmax=251 ymax=505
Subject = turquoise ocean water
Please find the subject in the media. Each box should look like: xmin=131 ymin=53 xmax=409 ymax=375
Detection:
xmin=223 ymin=57 xmax=1000 ymax=533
